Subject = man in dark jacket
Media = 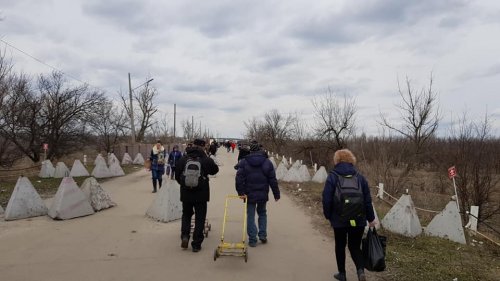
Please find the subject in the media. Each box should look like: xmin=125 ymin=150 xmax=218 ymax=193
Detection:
xmin=175 ymin=138 xmax=219 ymax=252
xmin=235 ymin=140 xmax=280 ymax=247
xmin=322 ymin=149 xmax=376 ymax=281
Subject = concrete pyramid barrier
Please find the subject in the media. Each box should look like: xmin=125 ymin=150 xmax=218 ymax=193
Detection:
xmin=81 ymin=177 xmax=116 ymax=211
xmin=133 ymin=153 xmax=145 ymax=165
xmin=48 ymin=177 xmax=95 ymax=220
xmin=425 ymin=201 xmax=466 ymax=244
xmin=107 ymin=153 xmax=119 ymax=166
xmin=54 ymin=162 xmax=70 ymax=178
xmin=275 ymin=162 xmax=288 ymax=180
xmin=4 ymin=177 xmax=48 ymax=220
xmin=281 ymin=157 xmax=289 ymax=167
xmin=283 ymin=166 xmax=303 ymax=182
xmin=312 ymin=166 xmax=328 ymax=183
xmin=292 ymin=160 xmax=301 ymax=169
xmin=69 ymin=159 xmax=90 ymax=177
xmin=299 ymin=165 xmax=311 ymax=181
xmin=94 ymin=154 xmax=106 ymax=165
xmin=121 ymin=153 xmax=133 ymax=165
xmin=146 ymin=180 xmax=182 ymax=222
xmin=269 ymin=157 xmax=277 ymax=169
xmin=39 ymin=160 xmax=55 ymax=178
xmin=109 ymin=161 xmax=125 ymax=177
xmin=91 ymin=161 xmax=112 ymax=178
xmin=381 ymin=194 xmax=422 ymax=237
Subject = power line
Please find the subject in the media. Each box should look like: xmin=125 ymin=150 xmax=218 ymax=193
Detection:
xmin=0 ymin=38 xmax=99 ymax=88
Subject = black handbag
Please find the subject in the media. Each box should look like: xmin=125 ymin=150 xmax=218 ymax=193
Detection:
xmin=362 ymin=227 xmax=387 ymax=272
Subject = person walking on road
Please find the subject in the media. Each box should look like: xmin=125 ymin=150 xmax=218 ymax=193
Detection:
xmin=235 ymin=140 xmax=280 ymax=247
xmin=168 ymin=145 xmax=182 ymax=180
xmin=175 ymin=138 xmax=219 ymax=252
xmin=322 ymin=149 xmax=376 ymax=281
xmin=149 ymin=140 xmax=167 ymax=193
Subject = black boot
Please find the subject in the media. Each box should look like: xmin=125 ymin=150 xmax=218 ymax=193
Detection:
xmin=357 ymin=268 xmax=366 ymax=281
xmin=152 ymin=179 xmax=157 ymax=193
xmin=158 ymin=179 xmax=162 ymax=189
xmin=334 ymin=272 xmax=346 ymax=281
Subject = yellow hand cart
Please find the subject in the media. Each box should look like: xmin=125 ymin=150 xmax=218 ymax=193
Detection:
xmin=213 ymin=195 xmax=248 ymax=262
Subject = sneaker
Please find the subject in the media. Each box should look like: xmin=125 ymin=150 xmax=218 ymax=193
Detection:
xmin=259 ymin=237 xmax=267 ymax=244
xmin=181 ymin=237 xmax=189 ymax=249
xmin=248 ymin=242 xmax=257 ymax=247
xmin=333 ymin=272 xmax=346 ymax=281
xmin=192 ymin=246 xmax=201 ymax=252
xmin=357 ymin=268 xmax=366 ymax=281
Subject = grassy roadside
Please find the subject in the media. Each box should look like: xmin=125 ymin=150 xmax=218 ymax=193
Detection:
xmin=0 ymin=164 xmax=144 ymax=207
xmin=280 ymin=181 xmax=500 ymax=281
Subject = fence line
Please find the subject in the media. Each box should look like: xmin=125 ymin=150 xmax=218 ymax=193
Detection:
xmin=374 ymin=184 xmax=441 ymax=213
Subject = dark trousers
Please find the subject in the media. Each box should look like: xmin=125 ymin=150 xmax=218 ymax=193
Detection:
xmin=170 ymin=166 xmax=176 ymax=179
xmin=181 ymin=201 xmax=207 ymax=248
xmin=333 ymin=227 xmax=364 ymax=273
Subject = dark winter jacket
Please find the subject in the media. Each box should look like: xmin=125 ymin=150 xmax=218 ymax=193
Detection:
xmin=149 ymin=147 xmax=166 ymax=174
xmin=168 ymin=150 xmax=182 ymax=167
xmin=235 ymin=151 xmax=280 ymax=204
xmin=175 ymin=147 xmax=219 ymax=203
xmin=208 ymin=143 xmax=217 ymax=156
xmin=322 ymin=162 xmax=375 ymax=228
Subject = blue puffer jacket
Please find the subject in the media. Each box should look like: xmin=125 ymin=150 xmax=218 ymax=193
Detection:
xmin=322 ymin=162 xmax=375 ymax=228
xmin=150 ymin=148 xmax=166 ymax=174
xmin=235 ymin=151 xmax=280 ymax=204
xmin=168 ymin=150 xmax=182 ymax=167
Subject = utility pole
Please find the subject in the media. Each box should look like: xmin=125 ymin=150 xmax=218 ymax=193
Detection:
xmin=128 ymin=73 xmax=136 ymax=144
xmin=173 ymin=103 xmax=176 ymax=140
xmin=191 ymin=115 xmax=194 ymax=139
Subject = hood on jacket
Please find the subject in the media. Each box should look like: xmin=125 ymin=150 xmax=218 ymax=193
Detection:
xmin=245 ymin=151 xmax=267 ymax=167
xmin=333 ymin=162 xmax=357 ymax=176
xmin=185 ymin=147 xmax=206 ymax=158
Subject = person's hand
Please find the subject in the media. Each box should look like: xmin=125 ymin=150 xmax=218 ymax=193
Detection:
xmin=368 ymin=220 xmax=377 ymax=228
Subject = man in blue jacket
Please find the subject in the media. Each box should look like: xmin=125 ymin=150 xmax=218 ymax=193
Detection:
xmin=322 ymin=149 xmax=376 ymax=281
xmin=235 ymin=140 xmax=280 ymax=247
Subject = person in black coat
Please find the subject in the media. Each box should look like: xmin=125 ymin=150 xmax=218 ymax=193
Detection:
xmin=175 ymin=138 xmax=219 ymax=252
xmin=235 ymin=141 xmax=280 ymax=247
xmin=322 ymin=149 xmax=376 ymax=281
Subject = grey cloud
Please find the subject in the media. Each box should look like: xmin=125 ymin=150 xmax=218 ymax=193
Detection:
xmin=457 ymin=63 xmax=500 ymax=81
xmin=173 ymin=81 xmax=224 ymax=93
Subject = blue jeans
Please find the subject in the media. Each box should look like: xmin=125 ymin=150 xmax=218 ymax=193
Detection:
xmin=247 ymin=202 xmax=267 ymax=244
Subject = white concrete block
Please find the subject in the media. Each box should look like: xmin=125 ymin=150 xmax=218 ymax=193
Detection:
xmin=275 ymin=162 xmax=288 ymax=180
xmin=281 ymin=157 xmax=288 ymax=167
xmin=299 ymin=165 xmax=311 ymax=181
xmin=425 ymin=201 xmax=466 ymax=244
xmin=121 ymin=153 xmax=133 ymax=165
xmin=94 ymin=154 xmax=106 ymax=165
xmin=292 ymin=160 xmax=301 ymax=169
xmin=133 ymin=153 xmax=145 ymax=165
xmin=54 ymin=162 xmax=70 ymax=178
xmin=381 ymin=194 xmax=422 ymax=237
xmin=48 ymin=177 xmax=95 ymax=220
xmin=269 ymin=157 xmax=277 ymax=169
xmin=312 ymin=166 xmax=328 ymax=183
xmin=282 ymin=166 xmax=303 ymax=182
xmin=107 ymin=153 xmax=119 ymax=166
xmin=4 ymin=177 xmax=48 ymax=220
xmin=146 ymin=180 xmax=182 ymax=222
xmin=81 ymin=177 xmax=116 ymax=211
xmin=39 ymin=160 xmax=55 ymax=178
xmin=109 ymin=161 xmax=125 ymax=177
xmin=69 ymin=159 xmax=90 ymax=177
xmin=91 ymin=161 xmax=112 ymax=178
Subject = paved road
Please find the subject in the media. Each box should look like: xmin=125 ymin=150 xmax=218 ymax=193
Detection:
xmin=0 ymin=150 xmax=362 ymax=281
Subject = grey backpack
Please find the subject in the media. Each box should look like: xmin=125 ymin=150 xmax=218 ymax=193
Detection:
xmin=182 ymin=157 xmax=202 ymax=188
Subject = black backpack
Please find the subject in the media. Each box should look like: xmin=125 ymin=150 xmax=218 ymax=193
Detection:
xmin=332 ymin=171 xmax=366 ymax=226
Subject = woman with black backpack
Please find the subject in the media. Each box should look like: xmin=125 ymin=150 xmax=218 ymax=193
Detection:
xmin=322 ymin=149 xmax=376 ymax=281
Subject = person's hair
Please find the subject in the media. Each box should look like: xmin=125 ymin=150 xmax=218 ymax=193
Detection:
xmin=333 ymin=149 xmax=356 ymax=165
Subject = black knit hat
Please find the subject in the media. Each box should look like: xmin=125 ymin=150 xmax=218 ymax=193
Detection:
xmin=193 ymin=138 xmax=206 ymax=146
xmin=249 ymin=140 xmax=260 ymax=151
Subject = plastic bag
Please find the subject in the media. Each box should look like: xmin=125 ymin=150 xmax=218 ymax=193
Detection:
xmin=362 ymin=227 xmax=386 ymax=272
xmin=165 ymin=165 xmax=171 ymax=176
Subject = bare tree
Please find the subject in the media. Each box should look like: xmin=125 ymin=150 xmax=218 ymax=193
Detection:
xmin=380 ymin=76 xmax=440 ymax=159
xmin=120 ymin=81 xmax=158 ymax=142
xmin=312 ymin=88 xmax=356 ymax=150
xmin=262 ymin=109 xmax=295 ymax=153
xmin=244 ymin=117 xmax=266 ymax=141
xmin=87 ymin=100 xmax=128 ymax=153
xmin=180 ymin=118 xmax=194 ymax=140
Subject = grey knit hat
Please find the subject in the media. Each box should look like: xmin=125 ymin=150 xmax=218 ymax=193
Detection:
xmin=249 ymin=140 xmax=260 ymax=151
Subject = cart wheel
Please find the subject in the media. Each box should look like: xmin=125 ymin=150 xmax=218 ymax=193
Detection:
xmin=213 ymin=249 xmax=218 ymax=261
xmin=244 ymin=248 xmax=248 ymax=263
xmin=205 ymin=230 xmax=209 ymax=238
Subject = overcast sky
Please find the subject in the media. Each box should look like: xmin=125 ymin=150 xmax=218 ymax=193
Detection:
xmin=1 ymin=0 xmax=499 ymax=138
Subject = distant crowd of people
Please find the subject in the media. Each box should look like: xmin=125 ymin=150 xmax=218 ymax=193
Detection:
xmin=146 ymin=138 xmax=375 ymax=281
